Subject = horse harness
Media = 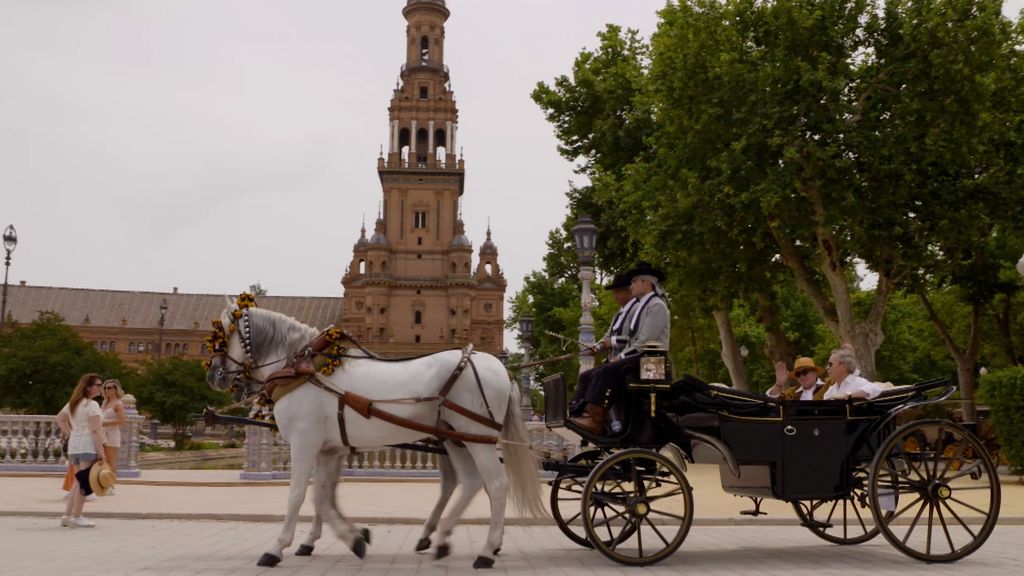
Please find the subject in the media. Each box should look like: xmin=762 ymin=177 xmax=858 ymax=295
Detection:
xmin=260 ymin=331 xmax=504 ymax=446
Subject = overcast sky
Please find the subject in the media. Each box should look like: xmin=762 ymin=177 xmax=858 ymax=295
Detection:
xmin=1 ymin=1 xmax=1022 ymax=308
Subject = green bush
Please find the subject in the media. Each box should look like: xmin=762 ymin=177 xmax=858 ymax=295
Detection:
xmin=977 ymin=367 xmax=1024 ymax=472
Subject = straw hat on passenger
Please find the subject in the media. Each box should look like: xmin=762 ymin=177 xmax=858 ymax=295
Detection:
xmin=789 ymin=357 xmax=824 ymax=379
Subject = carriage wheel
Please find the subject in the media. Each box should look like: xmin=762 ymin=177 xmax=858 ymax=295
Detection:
xmin=581 ymin=448 xmax=693 ymax=566
xmin=868 ymin=419 xmax=1000 ymax=562
xmin=550 ymin=449 xmax=606 ymax=548
xmin=792 ymin=467 xmax=888 ymax=545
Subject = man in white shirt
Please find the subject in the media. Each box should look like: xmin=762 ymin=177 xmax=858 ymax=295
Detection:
xmin=822 ymin=347 xmax=883 ymax=400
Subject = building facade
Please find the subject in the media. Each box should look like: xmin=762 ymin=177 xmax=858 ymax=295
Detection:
xmin=2 ymin=283 xmax=342 ymax=366
xmin=339 ymin=0 xmax=506 ymax=356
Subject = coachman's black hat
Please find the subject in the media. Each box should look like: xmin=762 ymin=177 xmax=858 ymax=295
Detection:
xmin=604 ymin=272 xmax=633 ymax=291
xmin=626 ymin=262 xmax=666 ymax=282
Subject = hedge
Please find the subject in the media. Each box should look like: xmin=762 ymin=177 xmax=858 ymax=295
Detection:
xmin=977 ymin=367 xmax=1024 ymax=472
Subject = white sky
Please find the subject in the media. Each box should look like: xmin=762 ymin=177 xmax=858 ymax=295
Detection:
xmin=1 ymin=0 xmax=1021 ymax=311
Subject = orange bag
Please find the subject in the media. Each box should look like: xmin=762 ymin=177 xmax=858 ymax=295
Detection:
xmin=62 ymin=464 xmax=76 ymax=492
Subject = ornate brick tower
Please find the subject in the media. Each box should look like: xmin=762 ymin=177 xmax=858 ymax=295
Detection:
xmin=340 ymin=0 xmax=506 ymax=355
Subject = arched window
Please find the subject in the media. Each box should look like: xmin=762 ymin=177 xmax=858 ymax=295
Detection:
xmin=100 ymin=341 xmax=108 ymax=352
xmin=109 ymin=341 xmax=116 ymax=352
xmin=420 ymin=36 xmax=430 ymax=62
xmin=485 ymin=261 xmax=493 ymax=275
xmin=358 ymin=259 xmax=365 ymax=274
xmin=174 ymin=343 xmax=181 ymax=355
xmin=129 ymin=342 xmax=137 ymax=354
xmin=450 ymin=262 xmax=456 ymax=273
xmin=183 ymin=343 xmax=189 ymax=354
xmin=414 ymin=310 xmax=422 ymax=325
xmin=165 ymin=342 xmax=172 ymax=355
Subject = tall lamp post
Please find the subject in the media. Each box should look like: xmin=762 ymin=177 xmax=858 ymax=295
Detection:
xmin=1 ymin=225 xmax=17 ymax=331
xmin=518 ymin=315 xmax=534 ymax=415
xmin=572 ymin=216 xmax=598 ymax=373
xmin=156 ymin=298 xmax=168 ymax=360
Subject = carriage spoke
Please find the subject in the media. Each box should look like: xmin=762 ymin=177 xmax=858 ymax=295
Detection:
xmin=643 ymin=516 xmax=672 ymax=547
xmin=889 ymin=495 xmax=925 ymax=523
xmin=646 ymin=487 xmax=684 ymax=503
xmin=900 ymin=500 xmax=930 ymax=545
xmin=929 ymin=425 xmax=944 ymax=482
xmin=635 ymin=517 xmax=643 ymax=557
xmin=941 ymin=500 xmax=981 ymax=539
xmin=926 ymin=500 xmax=935 ymax=556
xmin=943 ymin=463 xmax=984 ymax=483
xmin=647 ymin=508 xmax=690 ymax=522
xmin=936 ymin=503 xmax=956 ymax=553
xmin=946 ymin=496 xmax=990 ymax=518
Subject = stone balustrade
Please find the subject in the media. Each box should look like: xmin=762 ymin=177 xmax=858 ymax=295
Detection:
xmin=239 ymin=421 xmax=577 ymax=480
xmin=0 ymin=394 xmax=143 ymax=477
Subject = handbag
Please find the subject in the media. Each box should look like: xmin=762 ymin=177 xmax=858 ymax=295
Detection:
xmin=62 ymin=464 xmax=76 ymax=492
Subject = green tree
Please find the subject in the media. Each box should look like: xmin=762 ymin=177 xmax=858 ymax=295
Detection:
xmin=132 ymin=356 xmax=229 ymax=448
xmin=0 ymin=312 xmax=129 ymax=413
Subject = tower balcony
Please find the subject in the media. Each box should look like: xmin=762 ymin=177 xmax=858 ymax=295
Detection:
xmin=379 ymin=154 xmax=464 ymax=171
xmin=400 ymin=60 xmax=450 ymax=81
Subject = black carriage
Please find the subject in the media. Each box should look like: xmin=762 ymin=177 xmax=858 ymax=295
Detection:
xmin=541 ymin=351 xmax=1001 ymax=566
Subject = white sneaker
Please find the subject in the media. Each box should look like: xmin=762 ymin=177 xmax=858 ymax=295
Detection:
xmin=68 ymin=517 xmax=95 ymax=528
xmin=85 ymin=494 xmax=97 ymax=502
xmin=60 ymin=516 xmax=70 ymax=527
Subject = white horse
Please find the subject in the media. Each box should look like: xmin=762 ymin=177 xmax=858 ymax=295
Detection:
xmin=205 ymin=303 xmax=546 ymax=568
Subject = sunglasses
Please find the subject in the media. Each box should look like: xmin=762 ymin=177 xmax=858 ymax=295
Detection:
xmin=795 ymin=370 xmax=816 ymax=377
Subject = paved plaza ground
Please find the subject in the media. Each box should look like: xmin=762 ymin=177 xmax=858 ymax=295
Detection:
xmin=1 ymin=465 xmax=1022 ymax=575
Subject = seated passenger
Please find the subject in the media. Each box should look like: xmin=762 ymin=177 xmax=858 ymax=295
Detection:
xmin=766 ymin=356 xmax=830 ymax=400
xmin=569 ymin=271 xmax=637 ymax=417
xmin=822 ymin=346 xmax=883 ymax=400
xmin=570 ymin=263 xmax=669 ymax=435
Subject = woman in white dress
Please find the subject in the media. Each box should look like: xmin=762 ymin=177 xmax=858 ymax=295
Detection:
xmin=101 ymin=379 xmax=126 ymax=484
xmin=55 ymin=373 xmax=106 ymax=528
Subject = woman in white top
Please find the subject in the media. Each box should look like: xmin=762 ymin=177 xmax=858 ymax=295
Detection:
xmin=101 ymin=379 xmax=126 ymax=480
xmin=823 ymin=347 xmax=883 ymax=400
xmin=55 ymin=373 xmax=106 ymax=528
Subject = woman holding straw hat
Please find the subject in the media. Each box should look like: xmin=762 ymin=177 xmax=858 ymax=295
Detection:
xmin=55 ymin=373 xmax=106 ymax=528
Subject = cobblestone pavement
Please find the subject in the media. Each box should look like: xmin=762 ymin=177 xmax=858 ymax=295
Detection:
xmin=4 ymin=518 xmax=1022 ymax=576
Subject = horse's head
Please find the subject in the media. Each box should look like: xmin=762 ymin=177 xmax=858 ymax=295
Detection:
xmin=204 ymin=294 xmax=319 ymax=399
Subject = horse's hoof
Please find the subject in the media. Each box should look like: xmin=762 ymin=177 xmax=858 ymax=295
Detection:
xmin=295 ymin=544 xmax=314 ymax=556
xmin=473 ymin=556 xmax=495 ymax=569
xmin=436 ymin=543 xmax=450 ymax=560
xmin=415 ymin=537 xmax=431 ymax=552
xmin=360 ymin=527 xmax=372 ymax=545
xmin=351 ymin=536 xmax=367 ymax=560
xmin=257 ymin=553 xmax=281 ymax=567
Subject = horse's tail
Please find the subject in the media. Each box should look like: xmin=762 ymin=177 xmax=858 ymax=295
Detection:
xmin=501 ymin=383 xmax=549 ymax=519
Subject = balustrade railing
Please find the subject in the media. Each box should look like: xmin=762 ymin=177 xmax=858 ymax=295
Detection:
xmin=0 ymin=394 xmax=143 ymax=477
xmin=239 ymin=421 xmax=577 ymax=480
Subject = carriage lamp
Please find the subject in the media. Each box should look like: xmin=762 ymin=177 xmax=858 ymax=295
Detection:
xmin=1 ymin=224 xmax=17 ymax=331
xmin=572 ymin=216 xmax=599 ymax=374
xmin=518 ymin=315 xmax=533 ymax=340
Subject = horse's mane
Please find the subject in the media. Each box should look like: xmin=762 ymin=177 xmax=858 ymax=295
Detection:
xmin=248 ymin=307 xmax=320 ymax=358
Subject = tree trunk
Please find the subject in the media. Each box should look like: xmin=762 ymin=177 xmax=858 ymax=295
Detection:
xmin=917 ymin=291 xmax=982 ymax=424
xmin=754 ymin=290 xmax=797 ymax=364
xmin=994 ymin=295 xmax=1019 ymax=366
xmin=713 ymin=308 xmax=748 ymax=391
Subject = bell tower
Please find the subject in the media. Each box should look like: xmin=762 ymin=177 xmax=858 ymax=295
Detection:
xmin=340 ymin=0 xmax=505 ymax=355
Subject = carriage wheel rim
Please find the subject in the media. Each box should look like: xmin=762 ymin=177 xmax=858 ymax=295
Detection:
xmin=580 ymin=448 xmax=693 ymax=566
xmin=868 ymin=419 xmax=1000 ymax=562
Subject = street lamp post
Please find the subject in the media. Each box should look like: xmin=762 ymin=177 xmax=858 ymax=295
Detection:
xmin=1 ymin=225 xmax=17 ymax=331
xmin=156 ymin=298 xmax=168 ymax=360
xmin=518 ymin=315 xmax=534 ymax=416
xmin=572 ymin=216 xmax=598 ymax=374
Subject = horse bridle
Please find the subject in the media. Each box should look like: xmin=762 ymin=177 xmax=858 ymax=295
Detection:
xmin=206 ymin=308 xmax=284 ymax=399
